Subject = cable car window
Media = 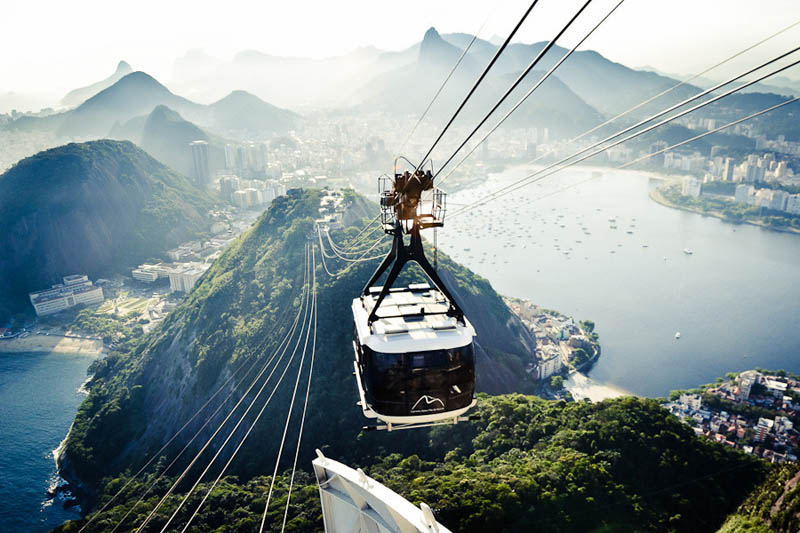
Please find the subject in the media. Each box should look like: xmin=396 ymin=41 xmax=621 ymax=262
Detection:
xmin=372 ymin=350 xmax=403 ymax=373
xmin=448 ymin=344 xmax=474 ymax=366
xmin=409 ymin=350 xmax=449 ymax=369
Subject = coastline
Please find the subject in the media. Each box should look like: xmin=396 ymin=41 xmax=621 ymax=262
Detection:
xmin=565 ymin=372 xmax=630 ymax=402
xmin=649 ymin=186 xmax=800 ymax=235
xmin=0 ymin=334 xmax=106 ymax=356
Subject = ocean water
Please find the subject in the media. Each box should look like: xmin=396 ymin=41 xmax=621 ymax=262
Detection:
xmin=439 ymin=166 xmax=800 ymax=397
xmin=0 ymin=351 xmax=94 ymax=532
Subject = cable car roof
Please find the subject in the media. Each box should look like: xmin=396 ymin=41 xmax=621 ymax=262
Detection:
xmin=353 ymin=284 xmax=475 ymax=354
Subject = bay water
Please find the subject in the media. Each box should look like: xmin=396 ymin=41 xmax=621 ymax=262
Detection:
xmin=0 ymin=351 xmax=93 ymax=532
xmin=439 ymin=166 xmax=800 ymax=397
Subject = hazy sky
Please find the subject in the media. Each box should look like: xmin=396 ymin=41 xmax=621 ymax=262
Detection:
xmin=4 ymin=0 xmax=800 ymax=95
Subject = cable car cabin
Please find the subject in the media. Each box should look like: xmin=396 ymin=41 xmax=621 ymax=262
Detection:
xmin=352 ymin=283 xmax=476 ymax=430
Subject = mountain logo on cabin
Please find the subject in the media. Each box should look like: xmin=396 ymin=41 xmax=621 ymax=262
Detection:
xmin=411 ymin=395 xmax=445 ymax=412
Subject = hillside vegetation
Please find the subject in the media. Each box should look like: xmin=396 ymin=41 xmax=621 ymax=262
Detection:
xmin=58 ymin=189 xmax=536 ymax=492
xmin=717 ymin=463 xmax=800 ymax=533
xmin=59 ymin=395 xmax=767 ymax=532
xmin=0 ymin=140 xmax=214 ymax=319
xmin=138 ymin=105 xmax=227 ymax=177
xmin=53 ymin=189 xmax=773 ymax=533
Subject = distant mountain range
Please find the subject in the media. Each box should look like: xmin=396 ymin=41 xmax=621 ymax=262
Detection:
xmin=61 ymin=61 xmax=133 ymax=108
xmin=638 ymin=66 xmax=800 ymax=98
xmin=4 ymin=27 xmax=798 ymax=155
xmin=4 ymin=71 xmax=301 ymax=143
xmin=58 ymin=71 xmax=202 ymax=138
xmin=165 ymin=27 xmax=704 ymax=124
xmin=355 ymin=28 xmax=605 ymax=137
xmin=0 ymin=140 xmax=214 ymax=318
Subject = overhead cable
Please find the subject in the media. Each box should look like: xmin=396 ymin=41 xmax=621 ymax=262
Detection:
xmin=436 ymin=0 xmax=626 ymax=187
xmin=415 ymin=0 xmax=542 ymax=171
xmin=434 ymin=0 xmax=600 ymax=179
xmin=451 ymin=50 xmax=800 ymax=216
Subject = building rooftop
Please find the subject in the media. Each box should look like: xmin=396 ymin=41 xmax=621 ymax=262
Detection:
xmin=30 ymin=279 xmax=99 ymax=304
xmin=353 ymin=284 xmax=474 ymax=354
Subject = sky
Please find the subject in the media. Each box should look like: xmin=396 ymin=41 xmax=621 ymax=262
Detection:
xmin=3 ymin=0 xmax=800 ymax=97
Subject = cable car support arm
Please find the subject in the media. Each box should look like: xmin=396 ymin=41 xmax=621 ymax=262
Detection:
xmin=362 ymin=220 xmax=464 ymax=325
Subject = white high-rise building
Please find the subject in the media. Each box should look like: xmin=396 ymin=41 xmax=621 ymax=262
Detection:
xmin=735 ymin=184 xmax=755 ymax=205
xmin=244 ymin=187 xmax=263 ymax=206
xmin=190 ymin=140 xmax=210 ymax=186
xmin=224 ymin=144 xmax=237 ymax=169
xmin=722 ymin=158 xmax=735 ymax=181
xmin=220 ymin=175 xmax=240 ymax=201
xmin=770 ymin=190 xmax=789 ymax=211
xmin=232 ymin=189 xmax=248 ymax=208
xmin=246 ymin=142 xmax=268 ymax=172
xmin=786 ymin=194 xmax=800 ymax=215
xmin=682 ymin=176 xmax=701 ymax=198
xmin=776 ymin=161 xmax=788 ymax=178
xmin=755 ymin=188 xmax=773 ymax=207
xmin=167 ymin=263 xmax=209 ymax=293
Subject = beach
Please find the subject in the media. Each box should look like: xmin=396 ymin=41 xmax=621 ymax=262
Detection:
xmin=0 ymin=335 xmax=106 ymax=356
xmin=565 ymin=371 xmax=630 ymax=402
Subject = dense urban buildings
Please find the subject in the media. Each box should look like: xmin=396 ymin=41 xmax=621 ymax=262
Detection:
xmin=664 ymin=370 xmax=800 ymax=463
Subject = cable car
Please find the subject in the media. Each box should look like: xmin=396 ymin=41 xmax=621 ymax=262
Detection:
xmin=352 ymin=161 xmax=477 ymax=430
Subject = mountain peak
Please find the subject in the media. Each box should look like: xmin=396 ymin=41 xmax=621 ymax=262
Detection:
xmin=118 ymin=71 xmax=163 ymax=86
xmin=60 ymin=61 xmax=136 ymax=107
xmin=228 ymin=89 xmax=256 ymax=99
xmin=102 ymin=71 xmax=174 ymax=97
xmin=419 ymin=26 xmax=461 ymax=66
xmin=148 ymin=104 xmax=182 ymax=122
xmin=423 ymin=26 xmax=441 ymax=42
xmin=214 ymin=90 xmax=263 ymax=107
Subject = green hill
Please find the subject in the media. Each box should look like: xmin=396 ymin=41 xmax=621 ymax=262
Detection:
xmin=138 ymin=105 xmax=227 ymax=178
xmin=7 ymin=71 xmax=301 ymax=142
xmin=58 ymin=396 xmax=767 ymax=532
xmin=717 ymin=463 xmax=800 ymax=533
xmin=206 ymin=90 xmax=300 ymax=137
xmin=57 ymin=189 xmax=537 ymax=489
xmin=57 ymin=72 xmax=202 ymax=138
xmin=0 ymin=140 xmax=214 ymax=318
xmin=54 ymin=189 xmax=769 ymax=532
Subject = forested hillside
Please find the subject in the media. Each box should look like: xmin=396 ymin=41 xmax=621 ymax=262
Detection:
xmin=58 ymin=395 xmax=767 ymax=532
xmin=717 ymin=462 xmax=800 ymax=533
xmin=57 ymin=189 xmax=536 ymax=497
xmin=52 ymin=189 xmax=774 ymax=533
xmin=0 ymin=140 xmax=214 ymax=319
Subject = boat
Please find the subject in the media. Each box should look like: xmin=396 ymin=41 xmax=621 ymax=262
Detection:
xmin=683 ymin=248 xmax=693 ymax=255
xmin=675 ymin=331 xmax=681 ymax=339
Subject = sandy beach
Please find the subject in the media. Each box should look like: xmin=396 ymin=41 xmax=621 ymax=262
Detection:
xmin=0 ymin=334 xmax=106 ymax=356
xmin=565 ymin=372 xmax=630 ymax=402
